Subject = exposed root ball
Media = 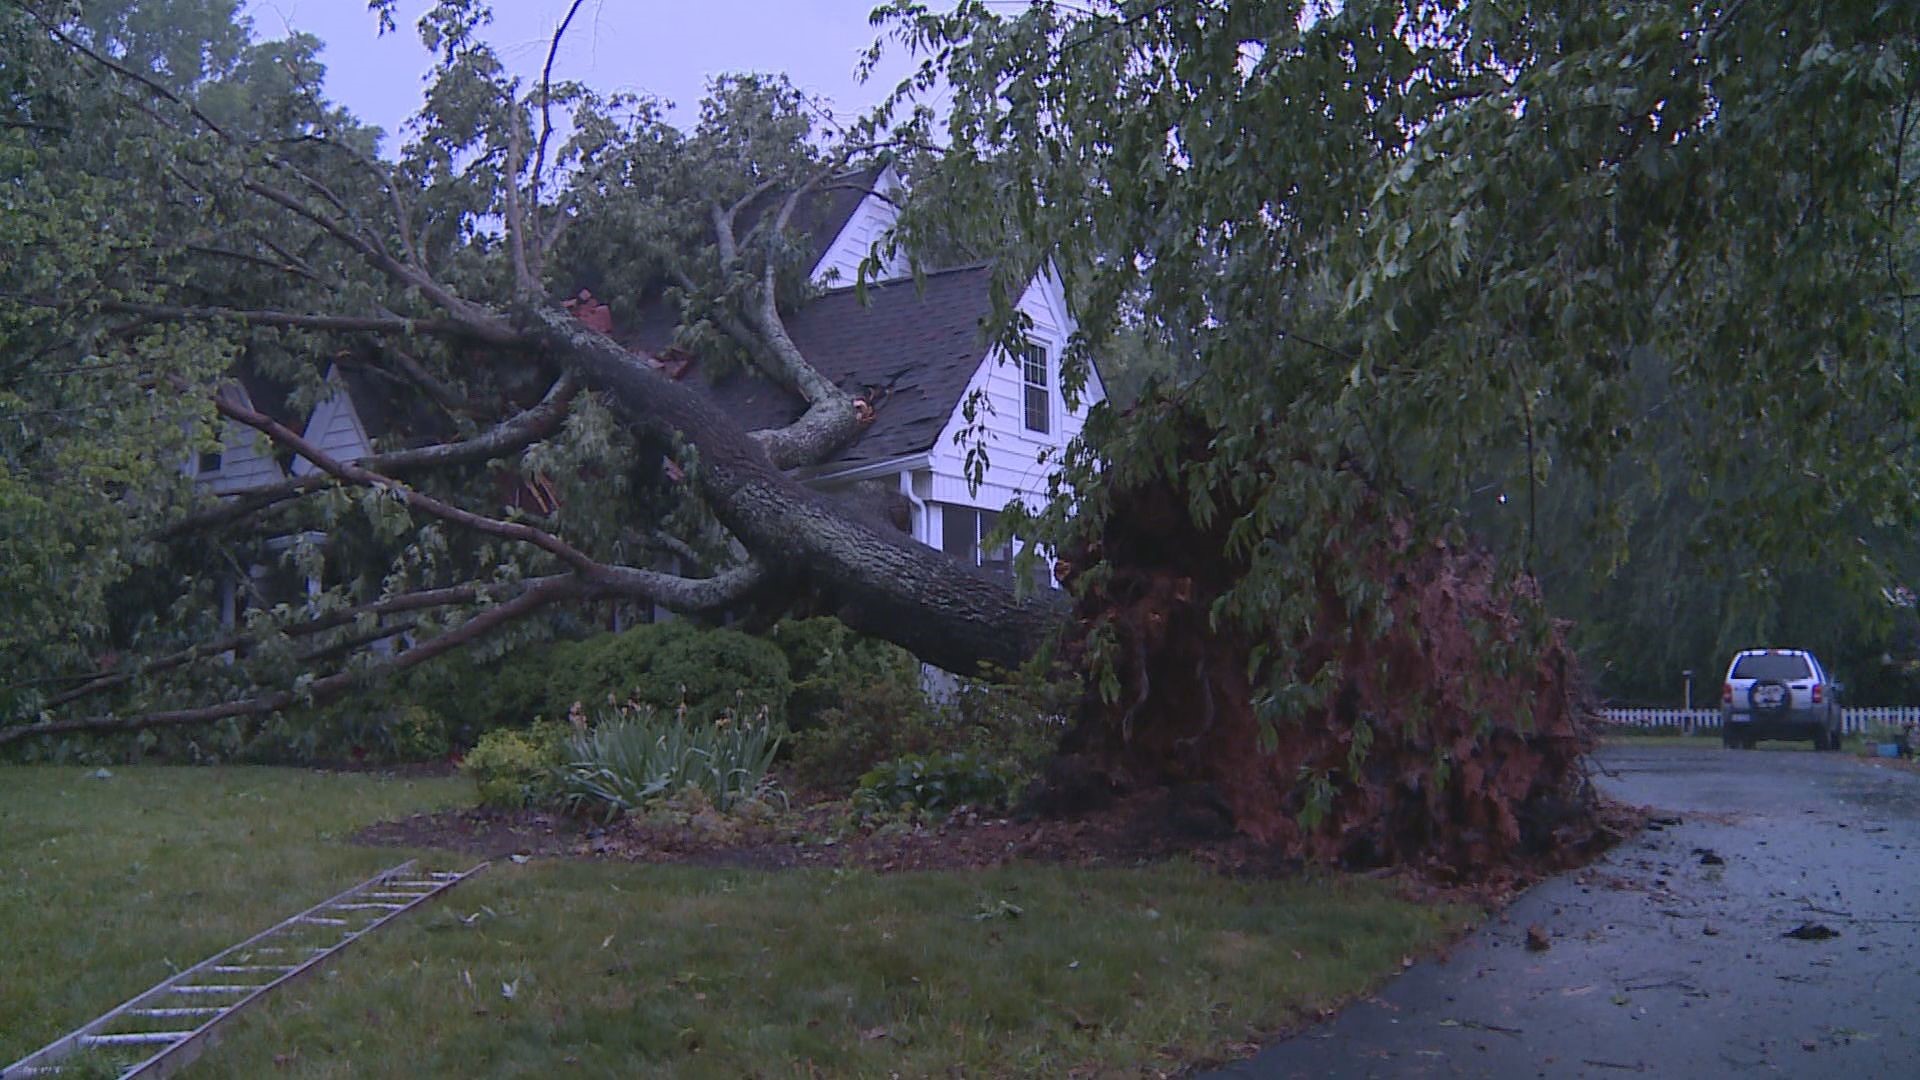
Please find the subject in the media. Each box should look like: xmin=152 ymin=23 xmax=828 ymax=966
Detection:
xmin=1050 ymin=437 xmax=1599 ymax=878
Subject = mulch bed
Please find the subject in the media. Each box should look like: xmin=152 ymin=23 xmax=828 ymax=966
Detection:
xmin=353 ymin=787 xmax=1644 ymax=906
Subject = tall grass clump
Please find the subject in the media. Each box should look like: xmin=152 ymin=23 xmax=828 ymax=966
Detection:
xmin=559 ymin=704 xmax=783 ymax=818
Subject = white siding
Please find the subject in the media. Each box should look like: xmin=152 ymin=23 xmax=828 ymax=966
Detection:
xmin=924 ymin=268 xmax=1106 ymax=516
xmin=290 ymin=365 xmax=372 ymax=476
xmin=187 ymin=387 xmax=288 ymax=495
xmin=809 ymin=164 xmax=910 ymax=288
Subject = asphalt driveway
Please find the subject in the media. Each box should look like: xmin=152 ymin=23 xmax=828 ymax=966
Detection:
xmin=1211 ymin=743 xmax=1920 ymax=1078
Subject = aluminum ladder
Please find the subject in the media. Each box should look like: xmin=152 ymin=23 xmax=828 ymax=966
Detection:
xmin=3 ymin=859 xmax=486 ymax=1079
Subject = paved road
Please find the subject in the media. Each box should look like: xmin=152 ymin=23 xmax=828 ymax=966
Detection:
xmin=1212 ymin=745 xmax=1920 ymax=1078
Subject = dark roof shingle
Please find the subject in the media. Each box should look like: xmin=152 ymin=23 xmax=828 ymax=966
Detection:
xmin=704 ymin=263 xmax=997 ymax=467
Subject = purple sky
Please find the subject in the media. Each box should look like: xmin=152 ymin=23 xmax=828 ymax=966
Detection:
xmin=245 ymin=1 xmax=934 ymax=154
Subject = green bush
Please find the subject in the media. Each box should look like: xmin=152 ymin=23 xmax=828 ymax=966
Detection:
xmin=240 ymin=700 xmax=451 ymax=765
xmin=791 ymin=670 xmax=1074 ymax=794
xmin=543 ymin=622 xmax=792 ymax=725
xmin=397 ymin=645 xmax=558 ymax=738
xmin=939 ymin=673 xmax=1075 ymax=772
xmin=462 ymin=722 xmax=569 ymax=809
xmin=558 ymin=704 xmax=784 ymax=819
xmin=769 ymin=616 xmax=921 ymax=729
xmin=789 ymin=677 xmax=946 ymax=792
xmin=854 ymin=751 xmax=1019 ymax=816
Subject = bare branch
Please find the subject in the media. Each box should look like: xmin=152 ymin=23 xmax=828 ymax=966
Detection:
xmin=530 ymin=0 xmax=588 ymax=229
xmin=504 ymin=121 xmax=535 ymax=295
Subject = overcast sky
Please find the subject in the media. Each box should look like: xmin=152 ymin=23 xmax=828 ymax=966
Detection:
xmin=245 ymin=1 xmax=932 ymax=155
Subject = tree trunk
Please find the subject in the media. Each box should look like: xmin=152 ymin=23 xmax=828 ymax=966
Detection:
xmin=519 ymin=304 xmax=1067 ymax=676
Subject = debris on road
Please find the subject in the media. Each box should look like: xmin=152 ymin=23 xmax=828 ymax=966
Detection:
xmin=1525 ymin=924 xmax=1552 ymax=951
xmin=1693 ymin=847 xmax=1725 ymax=865
xmin=1782 ymin=923 xmax=1840 ymax=941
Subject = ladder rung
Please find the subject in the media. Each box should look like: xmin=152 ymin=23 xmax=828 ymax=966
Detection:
xmin=210 ymin=965 xmax=295 ymax=973
xmin=300 ymin=915 xmax=349 ymax=925
xmin=167 ymin=985 xmax=259 ymax=994
xmin=365 ymin=892 xmax=430 ymax=901
xmin=132 ymin=1007 xmax=225 ymax=1018
xmin=80 ymin=1031 xmax=191 ymax=1045
xmin=428 ymin=871 xmax=463 ymax=879
xmin=332 ymin=902 xmax=406 ymax=911
xmin=248 ymin=946 xmax=330 ymax=955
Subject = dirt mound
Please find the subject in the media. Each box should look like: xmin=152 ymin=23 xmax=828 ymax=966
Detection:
xmin=1045 ymin=426 xmax=1601 ymax=879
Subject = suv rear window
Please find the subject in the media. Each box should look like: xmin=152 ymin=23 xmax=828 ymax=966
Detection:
xmin=1731 ymin=654 xmax=1812 ymax=680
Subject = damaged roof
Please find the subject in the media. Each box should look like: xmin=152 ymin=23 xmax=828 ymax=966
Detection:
xmin=700 ymin=262 xmax=999 ymax=469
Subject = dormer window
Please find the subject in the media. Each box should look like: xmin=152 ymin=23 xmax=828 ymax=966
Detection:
xmin=198 ymin=448 xmax=223 ymax=474
xmin=1021 ymin=343 xmax=1050 ymax=434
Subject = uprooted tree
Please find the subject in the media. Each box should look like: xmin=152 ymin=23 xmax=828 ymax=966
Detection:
xmin=4 ymin=0 xmax=1918 ymax=870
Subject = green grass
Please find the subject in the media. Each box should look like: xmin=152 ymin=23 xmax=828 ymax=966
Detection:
xmin=1 ymin=767 xmax=1469 ymax=1077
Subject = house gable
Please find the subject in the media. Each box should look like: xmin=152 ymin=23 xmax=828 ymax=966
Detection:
xmin=807 ymin=163 xmax=909 ymax=287
xmin=923 ymin=266 xmax=1105 ymax=512
xmin=190 ymin=382 xmax=289 ymax=496
xmin=290 ymin=363 xmax=372 ymax=477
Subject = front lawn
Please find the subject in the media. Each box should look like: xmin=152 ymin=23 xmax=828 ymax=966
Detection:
xmin=1 ymin=767 xmax=1470 ymax=1077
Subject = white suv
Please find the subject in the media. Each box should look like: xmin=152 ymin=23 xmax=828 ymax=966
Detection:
xmin=1719 ymin=648 xmax=1843 ymax=750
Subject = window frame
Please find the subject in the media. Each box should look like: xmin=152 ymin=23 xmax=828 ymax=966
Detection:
xmin=1020 ymin=342 xmax=1051 ymax=434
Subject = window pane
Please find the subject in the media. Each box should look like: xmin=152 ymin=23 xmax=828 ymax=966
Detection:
xmin=1022 ymin=345 xmax=1049 ymax=433
xmin=979 ymin=510 xmax=1010 ymax=577
xmin=1024 ymin=384 xmax=1049 ymax=433
xmin=1730 ymin=654 xmax=1812 ymax=680
xmin=942 ymin=505 xmax=978 ymax=562
xmin=198 ymin=449 xmax=223 ymax=474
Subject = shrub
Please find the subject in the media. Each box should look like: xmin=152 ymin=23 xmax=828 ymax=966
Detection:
xmin=854 ymin=751 xmax=1019 ymax=816
xmin=462 ymin=722 xmax=569 ymax=809
xmin=791 ymin=669 xmax=1075 ymax=794
xmin=789 ymin=677 xmax=945 ymax=792
xmin=558 ymin=704 xmax=784 ymax=819
xmin=769 ymin=616 xmax=921 ymax=729
xmin=543 ymin=622 xmax=792 ymax=725
xmin=240 ymin=700 xmax=451 ymax=765
xmin=938 ymin=673 xmax=1075 ymax=773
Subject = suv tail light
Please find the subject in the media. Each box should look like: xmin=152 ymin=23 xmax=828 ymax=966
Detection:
xmin=1723 ymin=683 xmax=1733 ymax=704
xmin=1812 ymin=683 xmax=1823 ymax=704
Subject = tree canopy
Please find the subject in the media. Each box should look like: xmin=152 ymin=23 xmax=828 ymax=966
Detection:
xmin=882 ymin=0 xmax=1920 ymax=705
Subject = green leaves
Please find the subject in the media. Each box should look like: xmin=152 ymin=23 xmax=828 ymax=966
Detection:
xmin=887 ymin=0 xmax=1920 ymax=709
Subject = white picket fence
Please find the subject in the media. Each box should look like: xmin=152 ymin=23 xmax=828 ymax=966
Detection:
xmin=1600 ymin=706 xmax=1920 ymax=735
